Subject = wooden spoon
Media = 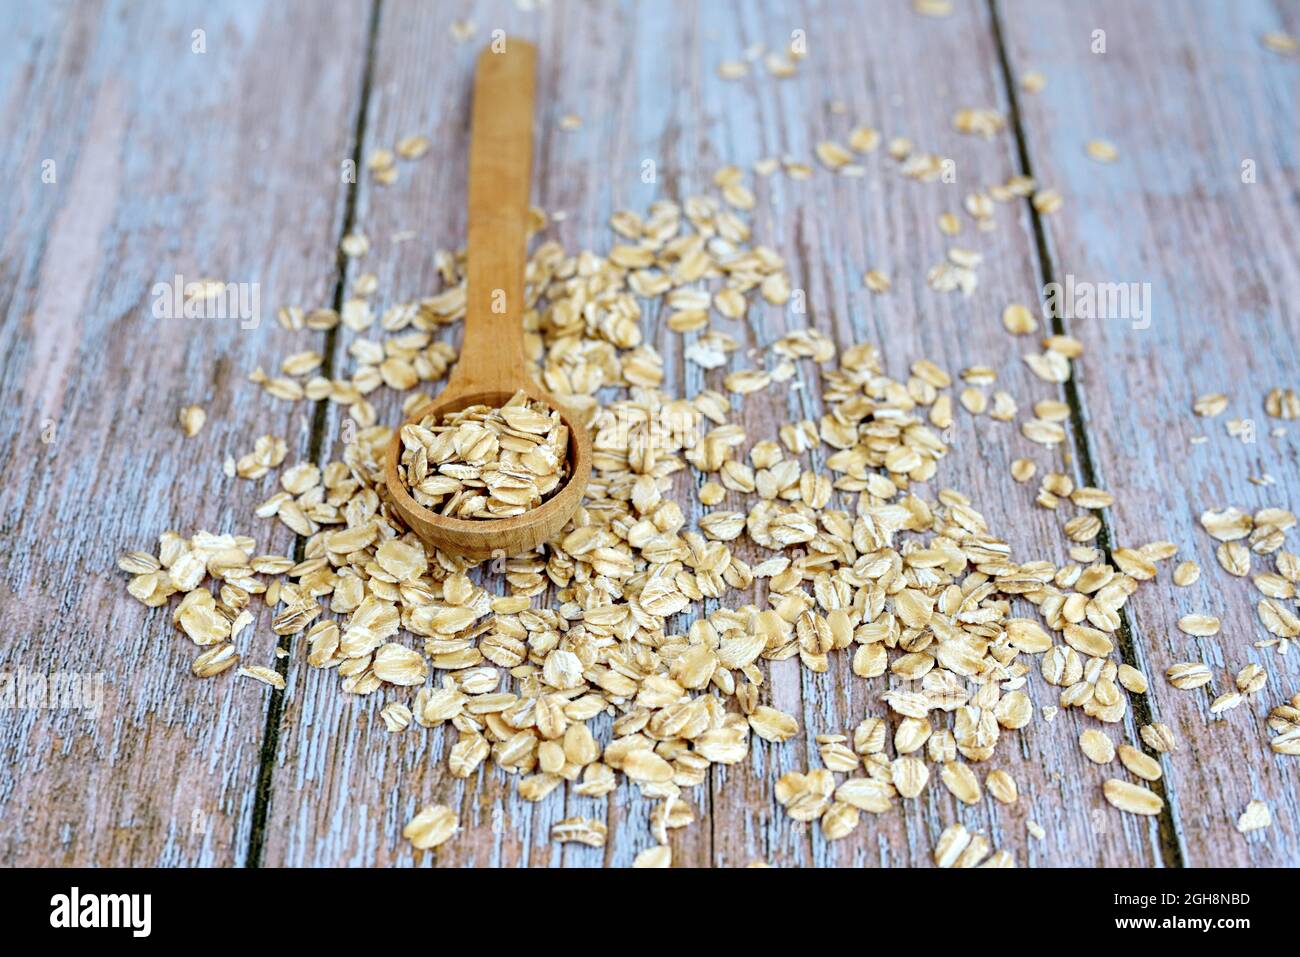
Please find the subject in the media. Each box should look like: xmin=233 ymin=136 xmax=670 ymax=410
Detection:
xmin=384 ymin=39 xmax=591 ymax=559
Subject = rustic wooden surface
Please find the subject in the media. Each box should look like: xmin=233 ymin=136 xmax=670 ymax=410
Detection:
xmin=1 ymin=0 xmax=1296 ymax=867
xmin=0 ymin=0 xmax=374 ymax=866
xmin=998 ymin=0 xmax=1300 ymax=866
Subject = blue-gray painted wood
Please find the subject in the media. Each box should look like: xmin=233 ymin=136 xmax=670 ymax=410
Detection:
xmin=999 ymin=0 xmax=1300 ymax=866
xmin=5 ymin=0 xmax=1294 ymax=868
xmin=0 ymin=0 xmax=371 ymax=866
xmin=262 ymin=0 xmax=1166 ymax=867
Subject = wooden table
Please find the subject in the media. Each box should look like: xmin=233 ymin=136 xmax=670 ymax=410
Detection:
xmin=2 ymin=0 xmax=1297 ymax=868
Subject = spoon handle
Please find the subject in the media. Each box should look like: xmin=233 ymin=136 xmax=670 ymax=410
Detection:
xmin=459 ymin=38 xmax=537 ymax=393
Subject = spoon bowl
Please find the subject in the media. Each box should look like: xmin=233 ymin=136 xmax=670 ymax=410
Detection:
xmin=383 ymin=39 xmax=591 ymax=559
xmin=384 ymin=384 xmax=591 ymax=559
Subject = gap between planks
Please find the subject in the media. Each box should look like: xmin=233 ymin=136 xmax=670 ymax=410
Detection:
xmin=986 ymin=0 xmax=1188 ymax=868
xmin=245 ymin=0 xmax=386 ymax=870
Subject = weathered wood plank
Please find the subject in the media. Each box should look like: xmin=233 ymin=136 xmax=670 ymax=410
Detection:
xmin=0 ymin=0 xmax=370 ymax=866
xmin=997 ymin=0 xmax=1300 ymax=865
xmin=17 ymin=0 xmax=1291 ymax=868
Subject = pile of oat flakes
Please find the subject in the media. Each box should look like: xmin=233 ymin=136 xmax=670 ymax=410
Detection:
xmin=395 ymin=390 xmax=570 ymax=519
xmin=120 ymin=85 xmax=1299 ymax=869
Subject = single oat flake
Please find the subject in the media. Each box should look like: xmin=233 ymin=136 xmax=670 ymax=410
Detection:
xmin=1236 ymin=800 xmax=1271 ymax=834
xmin=1085 ymin=139 xmax=1118 ymax=163
xmin=1103 ymin=779 xmax=1164 ymax=816
xmin=178 ymin=404 xmax=206 ymax=437
xmin=403 ymin=804 xmax=458 ymax=850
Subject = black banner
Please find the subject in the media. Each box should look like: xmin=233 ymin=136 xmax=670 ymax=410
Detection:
xmin=0 ymin=866 xmax=1275 ymax=940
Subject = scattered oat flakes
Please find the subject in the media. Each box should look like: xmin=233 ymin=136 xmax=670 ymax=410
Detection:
xmin=953 ymin=107 xmax=1006 ymax=139
xmin=1173 ymin=561 xmax=1200 ymax=587
xmin=848 ymin=126 xmax=880 ymax=153
xmin=1002 ymin=302 xmax=1037 ymax=335
xmin=1085 ymin=139 xmax=1118 ymax=163
xmin=178 ymin=404 xmax=206 ymax=437
xmin=404 ymin=804 xmax=458 ymax=849
xmin=1201 ymin=507 xmax=1253 ymax=541
xmin=821 ymin=801 xmax=861 ymax=840
xmin=940 ymin=761 xmax=981 ymax=805
xmin=367 ymin=149 xmax=396 ymax=185
xmin=1177 ymin=613 xmax=1221 ymax=637
xmin=1080 ymin=729 xmax=1115 ymax=764
xmin=396 ymin=391 xmax=568 ymax=519
xmin=1261 ymin=32 xmax=1297 ymax=56
xmin=192 ymin=644 xmax=238 ymax=678
xmin=396 ymin=135 xmax=430 ymax=160
xmin=1032 ymin=189 xmax=1063 ymax=214
xmin=863 ymin=269 xmax=891 ymax=293
xmin=1020 ymin=70 xmax=1046 ymax=93
xmin=913 ymin=0 xmax=952 ymax=17
xmin=1140 ymin=723 xmax=1177 ymax=753
xmin=1210 ymin=691 xmax=1245 ymax=715
xmin=1265 ymin=387 xmax=1299 ymax=419
xmin=1010 ymin=458 xmax=1037 ymax=483
xmin=1194 ymin=392 xmax=1229 ymax=417
xmin=1269 ymin=693 xmax=1300 ymax=754
xmin=1103 ymin=778 xmax=1163 ymax=816
xmin=1236 ymin=663 xmax=1266 ymax=695
xmin=633 ymin=844 xmax=672 ymax=867
xmin=552 ymin=817 xmax=608 ymax=847
xmin=986 ymin=769 xmax=1018 ymax=804
xmin=1167 ymin=662 xmax=1213 ymax=690
xmin=1117 ymin=744 xmax=1162 ymax=781
xmin=238 ymin=665 xmax=285 ymax=689
xmin=1237 ymin=800 xmax=1272 ymax=833
xmin=380 ymin=702 xmax=413 ymax=733
xmin=749 ymin=706 xmax=798 ymax=742
xmin=117 ymin=177 xmax=1216 ymax=866
xmin=1117 ymin=664 xmax=1148 ymax=694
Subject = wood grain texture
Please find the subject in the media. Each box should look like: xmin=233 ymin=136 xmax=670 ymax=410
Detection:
xmin=689 ymin=0 xmax=1163 ymax=868
xmin=464 ymin=38 xmax=536 ymax=388
xmin=997 ymin=0 xmax=1300 ymax=866
xmin=0 ymin=0 xmax=371 ymax=866
xmin=260 ymin=0 xmax=1171 ymax=867
xmin=5 ymin=0 xmax=1294 ymax=868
